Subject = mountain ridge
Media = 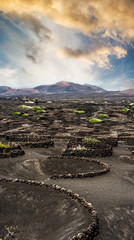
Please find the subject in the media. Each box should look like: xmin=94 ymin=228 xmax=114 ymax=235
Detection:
xmin=0 ymin=81 xmax=133 ymax=96
xmin=120 ymin=87 xmax=134 ymax=95
xmin=34 ymin=81 xmax=106 ymax=93
xmin=0 ymin=81 xmax=106 ymax=96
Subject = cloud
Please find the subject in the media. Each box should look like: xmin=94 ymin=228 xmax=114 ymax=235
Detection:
xmin=0 ymin=0 xmax=131 ymax=69
xmin=0 ymin=68 xmax=17 ymax=78
xmin=0 ymin=11 xmax=53 ymax=67
xmin=0 ymin=67 xmax=20 ymax=88
xmin=0 ymin=0 xmax=133 ymax=90
xmin=58 ymin=45 xmax=127 ymax=69
xmin=0 ymin=66 xmax=36 ymax=88
xmin=26 ymin=54 xmax=37 ymax=64
xmin=8 ymin=12 xmax=52 ymax=41
xmin=25 ymin=44 xmax=41 ymax=63
xmin=0 ymin=0 xmax=134 ymax=42
xmin=112 ymin=46 xmax=127 ymax=59
xmin=103 ymin=75 xmax=134 ymax=91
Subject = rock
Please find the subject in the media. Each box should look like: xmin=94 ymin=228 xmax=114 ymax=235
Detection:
xmin=119 ymin=155 xmax=131 ymax=161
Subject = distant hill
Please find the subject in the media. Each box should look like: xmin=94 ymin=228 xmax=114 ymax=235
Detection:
xmin=0 ymin=86 xmax=39 ymax=96
xmin=0 ymin=86 xmax=12 ymax=93
xmin=0 ymin=81 xmax=134 ymax=97
xmin=0 ymin=81 xmax=106 ymax=97
xmin=34 ymin=81 xmax=106 ymax=94
xmin=2 ymin=81 xmax=134 ymax=97
xmin=120 ymin=88 xmax=134 ymax=95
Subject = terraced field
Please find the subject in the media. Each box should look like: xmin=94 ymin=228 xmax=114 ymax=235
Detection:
xmin=0 ymin=96 xmax=134 ymax=239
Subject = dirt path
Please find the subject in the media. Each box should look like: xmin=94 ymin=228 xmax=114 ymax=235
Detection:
xmin=92 ymin=106 xmax=103 ymax=118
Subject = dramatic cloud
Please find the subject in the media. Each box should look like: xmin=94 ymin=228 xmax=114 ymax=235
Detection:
xmin=58 ymin=45 xmax=127 ymax=69
xmin=0 ymin=10 xmax=52 ymax=67
xmin=0 ymin=0 xmax=132 ymax=68
xmin=0 ymin=0 xmax=134 ymax=41
xmin=0 ymin=0 xmax=134 ymax=90
xmin=9 ymin=12 xmax=52 ymax=41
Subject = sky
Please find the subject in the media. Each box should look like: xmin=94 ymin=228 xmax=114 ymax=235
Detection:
xmin=0 ymin=0 xmax=134 ymax=90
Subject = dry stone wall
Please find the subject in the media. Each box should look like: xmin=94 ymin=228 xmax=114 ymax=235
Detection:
xmin=0 ymin=178 xmax=99 ymax=240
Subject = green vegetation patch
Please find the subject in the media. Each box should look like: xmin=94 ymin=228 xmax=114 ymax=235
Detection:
xmin=121 ymin=108 xmax=129 ymax=113
xmin=82 ymin=137 xmax=101 ymax=143
xmin=0 ymin=143 xmax=10 ymax=148
xmin=97 ymin=114 xmax=109 ymax=118
xmin=36 ymin=110 xmax=46 ymax=113
xmin=89 ymin=118 xmax=102 ymax=123
xmin=25 ymin=101 xmax=34 ymax=104
xmin=13 ymin=112 xmax=21 ymax=116
xmin=72 ymin=145 xmax=87 ymax=151
xmin=32 ymin=106 xmax=41 ymax=110
xmin=19 ymin=105 xmax=32 ymax=109
xmin=98 ymin=102 xmax=104 ymax=104
xmin=72 ymin=110 xmax=85 ymax=114
xmin=22 ymin=113 xmax=29 ymax=117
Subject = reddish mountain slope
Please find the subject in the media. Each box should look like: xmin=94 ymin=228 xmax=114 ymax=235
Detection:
xmin=0 ymin=81 xmax=106 ymax=97
xmin=120 ymin=88 xmax=134 ymax=95
xmin=35 ymin=81 xmax=106 ymax=93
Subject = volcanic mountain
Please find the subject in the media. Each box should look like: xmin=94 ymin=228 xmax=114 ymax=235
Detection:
xmin=0 ymin=86 xmax=39 ymax=96
xmin=120 ymin=88 xmax=134 ymax=95
xmin=34 ymin=81 xmax=106 ymax=93
xmin=0 ymin=81 xmax=106 ymax=97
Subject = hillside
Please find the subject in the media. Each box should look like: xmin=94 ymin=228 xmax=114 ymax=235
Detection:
xmin=120 ymin=88 xmax=134 ymax=95
xmin=0 ymin=81 xmax=106 ymax=97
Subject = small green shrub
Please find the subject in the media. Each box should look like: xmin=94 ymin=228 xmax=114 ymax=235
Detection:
xmin=19 ymin=105 xmax=32 ymax=109
xmin=36 ymin=110 xmax=46 ymax=113
xmin=37 ymin=117 xmax=40 ymax=120
xmin=72 ymin=110 xmax=85 ymax=114
xmin=32 ymin=106 xmax=41 ymax=110
xmin=82 ymin=137 xmax=101 ymax=143
xmin=97 ymin=114 xmax=109 ymax=118
xmin=121 ymin=108 xmax=129 ymax=113
xmin=0 ymin=143 xmax=10 ymax=148
xmin=89 ymin=118 xmax=102 ymax=123
xmin=22 ymin=97 xmax=27 ymax=101
xmin=72 ymin=145 xmax=87 ymax=151
xmin=22 ymin=113 xmax=29 ymax=117
xmin=98 ymin=102 xmax=104 ymax=104
xmin=25 ymin=101 xmax=34 ymax=104
xmin=13 ymin=112 xmax=21 ymax=116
